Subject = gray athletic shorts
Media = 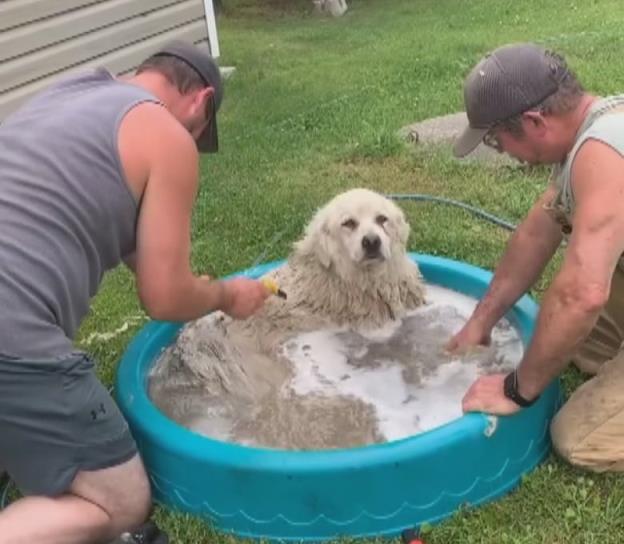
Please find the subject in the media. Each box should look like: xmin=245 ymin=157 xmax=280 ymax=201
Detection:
xmin=0 ymin=352 xmax=137 ymax=497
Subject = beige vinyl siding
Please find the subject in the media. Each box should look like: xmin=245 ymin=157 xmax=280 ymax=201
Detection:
xmin=0 ymin=0 xmax=217 ymax=120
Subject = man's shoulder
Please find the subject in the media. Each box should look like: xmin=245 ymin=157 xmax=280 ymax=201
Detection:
xmin=571 ymin=104 xmax=624 ymax=170
xmin=117 ymin=102 xmax=198 ymax=198
xmin=570 ymin=138 xmax=624 ymax=198
xmin=121 ymin=100 xmax=180 ymax=132
xmin=582 ymin=96 xmax=624 ymax=141
xmin=578 ymin=117 xmax=624 ymax=163
xmin=119 ymin=102 xmax=196 ymax=158
xmin=587 ymin=111 xmax=624 ymax=136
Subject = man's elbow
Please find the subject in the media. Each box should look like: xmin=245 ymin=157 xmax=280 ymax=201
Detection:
xmin=144 ymin=303 xmax=176 ymax=322
xmin=135 ymin=263 xmax=197 ymax=321
xmin=140 ymin=295 xmax=177 ymax=321
xmin=557 ymin=280 xmax=609 ymax=315
xmin=138 ymin=281 xmax=184 ymax=322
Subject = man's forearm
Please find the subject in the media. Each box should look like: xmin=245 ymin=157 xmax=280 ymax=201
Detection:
xmin=472 ymin=218 xmax=561 ymax=331
xmin=143 ymin=275 xmax=229 ymax=322
xmin=515 ymin=282 xmax=602 ymax=400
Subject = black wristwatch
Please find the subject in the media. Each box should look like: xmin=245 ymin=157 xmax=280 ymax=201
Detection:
xmin=503 ymin=370 xmax=539 ymax=408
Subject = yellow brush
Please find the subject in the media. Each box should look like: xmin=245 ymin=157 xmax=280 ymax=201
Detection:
xmin=261 ymin=277 xmax=287 ymax=299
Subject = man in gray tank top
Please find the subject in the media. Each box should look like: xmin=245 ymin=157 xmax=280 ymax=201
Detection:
xmin=0 ymin=41 xmax=270 ymax=543
xmin=448 ymin=43 xmax=624 ymax=474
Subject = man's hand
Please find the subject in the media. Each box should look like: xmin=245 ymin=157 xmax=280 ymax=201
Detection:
xmin=220 ymin=277 xmax=270 ymax=319
xmin=446 ymin=319 xmax=492 ymax=353
xmin=462 ymin=373 xmax=521 ymax=415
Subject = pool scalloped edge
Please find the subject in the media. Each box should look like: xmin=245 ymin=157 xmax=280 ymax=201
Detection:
xmin=115 ymin=253 xmax=562 ymax=541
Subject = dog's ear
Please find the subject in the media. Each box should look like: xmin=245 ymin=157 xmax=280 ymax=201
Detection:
xmin=315 ymin=223 xmax=333 ymax=268
xmin=395 ymin=208 xmax=410 ymax=247
xmin=294 ymin=213 xmax=333 ymax=269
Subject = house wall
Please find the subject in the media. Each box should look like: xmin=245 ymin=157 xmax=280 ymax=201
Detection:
xmin=0 ymin=0 xmax=219 ymax=120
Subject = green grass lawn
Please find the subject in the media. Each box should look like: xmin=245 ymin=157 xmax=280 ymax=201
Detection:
xmin=77 ymin=0 xmax=624 ymax=541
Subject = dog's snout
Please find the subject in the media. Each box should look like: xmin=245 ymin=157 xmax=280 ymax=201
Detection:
xmin=361 ymin=234 xmax=381 ymax=255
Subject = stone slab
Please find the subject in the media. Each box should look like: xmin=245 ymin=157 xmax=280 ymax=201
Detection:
xmin=399 ymin=111 xmax=517 ymax=167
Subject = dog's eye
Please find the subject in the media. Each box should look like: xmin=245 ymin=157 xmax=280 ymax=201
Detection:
xmin=341 ymin=218 xmax=358 ymax=230
xmin=376 ymin=215 xmax=388 ymax=226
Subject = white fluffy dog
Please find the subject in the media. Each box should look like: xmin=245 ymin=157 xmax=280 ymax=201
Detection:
xmin=253 ymin=187 xmax=426 ymax=332
xmin=149 ymin=188 xmax=427 ymax=449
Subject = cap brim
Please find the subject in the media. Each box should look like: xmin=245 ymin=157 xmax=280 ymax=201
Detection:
xmin=197 ymin=115 xmax=218 ymax=153
xmin=452 ymin=125 xmax=488 ymax=158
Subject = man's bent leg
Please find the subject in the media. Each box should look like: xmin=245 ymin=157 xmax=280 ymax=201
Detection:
xmin=0 ymin=354 xmax=152 ymax=543
xmin=551 ymin=351 xmax=624 ymax=472
xmin=0 ymin=453 xmax=151 ymax=544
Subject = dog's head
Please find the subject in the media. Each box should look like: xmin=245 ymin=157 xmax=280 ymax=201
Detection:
xmin=295 ymin=188 xmax=410 ymax=273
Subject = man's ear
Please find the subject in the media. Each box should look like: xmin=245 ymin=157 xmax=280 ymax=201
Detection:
xmin=192 ymin=87 xmax=214 ymax=115
xmin=197 ymin=86 xmax=214 ymax=101
xmin=522 ymin=110 xmax=547 ymax=135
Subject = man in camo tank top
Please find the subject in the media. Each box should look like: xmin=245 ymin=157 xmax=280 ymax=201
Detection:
xmin=450 ymin=42 xmax=624 ymax=473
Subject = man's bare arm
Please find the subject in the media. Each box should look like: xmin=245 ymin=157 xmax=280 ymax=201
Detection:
xmin=516 ymin=140 xmax=624 ymax=399
xmin=124 ymin=104 xmax=267 ymax=321
xmin=448 ymin=184 xmax=563 ymax=350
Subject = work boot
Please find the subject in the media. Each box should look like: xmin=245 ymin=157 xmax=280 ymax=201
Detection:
xmin=110 ymin=520 xmax=169 ymax=544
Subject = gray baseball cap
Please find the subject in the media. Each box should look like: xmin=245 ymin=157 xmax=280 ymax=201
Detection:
xmin=153 ymin=40 xmax=223 ymax=153
xmin=453 ymin=43 xmax=567 ymax=158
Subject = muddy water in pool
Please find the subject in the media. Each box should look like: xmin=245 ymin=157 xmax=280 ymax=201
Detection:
xmin=148 ymin=284 xmax=524 ymax=450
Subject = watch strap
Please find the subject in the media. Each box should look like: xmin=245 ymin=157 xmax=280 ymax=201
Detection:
xmin=503 ymin=370 xmax=538 ymax=407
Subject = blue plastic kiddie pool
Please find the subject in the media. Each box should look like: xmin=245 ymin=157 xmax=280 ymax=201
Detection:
xmin=115 ymin=253 xmax=561 ymax=541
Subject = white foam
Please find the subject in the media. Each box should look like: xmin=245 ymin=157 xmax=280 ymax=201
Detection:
xmin=282 ymin=284 xmax=524 ymax=441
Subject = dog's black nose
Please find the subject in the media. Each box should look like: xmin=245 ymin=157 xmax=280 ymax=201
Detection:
xmin=362 ymin=234 xmax=381 ymax=255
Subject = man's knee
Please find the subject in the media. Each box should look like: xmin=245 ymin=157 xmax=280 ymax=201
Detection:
xmin=71 ymin=454 xmax=152 ymax=536
xmin=108 ymin=475 xmax=152 ymax=535
xmin=550 ymin=404 xmax=578 ymax=464
xmin=551 ymin=396 xmax=624 ymax=473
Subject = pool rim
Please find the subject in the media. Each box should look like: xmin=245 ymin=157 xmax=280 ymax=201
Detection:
xmin=115 ymin=252 xmax=542 ymax=468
